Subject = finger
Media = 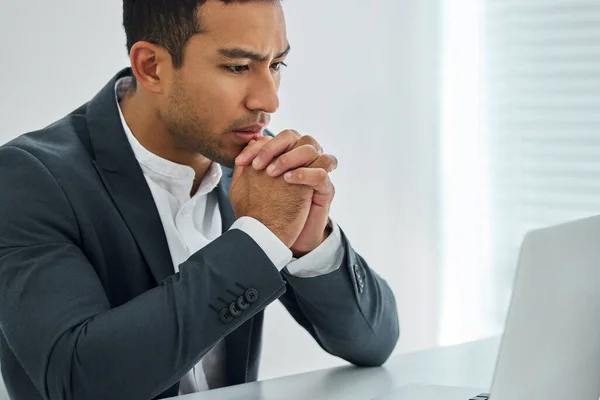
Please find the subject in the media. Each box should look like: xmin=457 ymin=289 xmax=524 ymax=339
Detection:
xmin=235 ymin=136 xmax=272 ymax=166
xmin=308 ymin=154 xmax=339 ymax=173
xmin=252 ymin=129 xmax=301 ymax=170
xmin=284 ymin=168 xmax=335 ymax=195
xmin=266 ymin=145 xmax=320 ymax=177
xmin=292 ymin=135 xmax=323 ymax=155
xmin=231 ymin=163 xmax=244 ymax=183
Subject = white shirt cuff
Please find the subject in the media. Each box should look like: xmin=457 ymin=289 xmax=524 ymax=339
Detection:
xmin=285 ymin=220 xmax=344 ymax=278
xmin=229 ymin=216 xmax=292 ymax=271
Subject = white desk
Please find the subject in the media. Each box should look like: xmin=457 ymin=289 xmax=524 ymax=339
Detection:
xmin=177 ymin=337 xmax=501 ymax=400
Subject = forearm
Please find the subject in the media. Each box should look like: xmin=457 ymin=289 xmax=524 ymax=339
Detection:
xmin=4 ymin=231 xmax=285 ymax=400
xmin=279 ymin=234 xmax=399 ymax=367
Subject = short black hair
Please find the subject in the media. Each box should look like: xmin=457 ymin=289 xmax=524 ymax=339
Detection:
xmin=123 ymin=0 xmax=278 ymax=68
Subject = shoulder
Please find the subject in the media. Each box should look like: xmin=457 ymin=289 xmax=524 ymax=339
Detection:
xmin=1 ymin=104 xmax=93 ymax=176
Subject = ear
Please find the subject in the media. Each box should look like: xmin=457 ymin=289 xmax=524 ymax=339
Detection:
xmin=129 ymin=41 xmax=172 ymax=94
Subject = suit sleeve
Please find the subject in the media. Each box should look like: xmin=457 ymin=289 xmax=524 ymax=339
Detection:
xmin=0 ymin=145 xmax=286 ymax=400
xmin=279 ymin=229 xmax=400 ymax=367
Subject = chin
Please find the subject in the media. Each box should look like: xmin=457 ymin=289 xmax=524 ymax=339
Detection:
xmin=212 ymin=147 xmax=243 ymax=169
xmin=219 ymin=158 xmax=236 ymax=169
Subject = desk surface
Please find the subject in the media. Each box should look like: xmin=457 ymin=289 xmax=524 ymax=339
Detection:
xmin=177 ymin=337 xmax=501 ymax=400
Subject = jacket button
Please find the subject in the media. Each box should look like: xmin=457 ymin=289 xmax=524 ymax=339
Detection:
xmin=245 ymin=288 xmax=259 ymax=303
xmin=220 ymin=309 xmax=233 ymax=323
xmin=354 ymin=265 xmax=363 ymax=280
xmin=229 ymin=302 xmax=241 ymax=317
xmin=237 ymin=296 xmax=250 ymax=310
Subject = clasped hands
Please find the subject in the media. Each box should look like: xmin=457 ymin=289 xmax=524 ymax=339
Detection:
xmin=228 ymin=130 xmax=338 ymax=257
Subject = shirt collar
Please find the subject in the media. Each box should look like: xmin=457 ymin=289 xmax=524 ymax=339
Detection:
xmin=114 ymin=76 xmax=222 ymax=199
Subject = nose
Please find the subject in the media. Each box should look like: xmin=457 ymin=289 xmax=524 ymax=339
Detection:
xmin=245 ymin=70 xmax=280 ymax=114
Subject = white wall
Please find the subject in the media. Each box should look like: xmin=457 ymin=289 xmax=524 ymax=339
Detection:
xmin=0 ymin=1 xmax=128 ymax=139
xmin=438 ymin=0 xmax=495 ymax=346
xmin=0 ymin=0 xmax=442 ymax=383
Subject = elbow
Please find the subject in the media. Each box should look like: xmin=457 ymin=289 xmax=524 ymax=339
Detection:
xmin=45 ymin=353 xmax=109 ymax=400
xmin=357 ymin=296 xmax=401 ymax=367
xmin=359 ymin=314 xmax=400 ymax=367
xmin=44 ymin=330 xmax=107 ymax=400
xmin=375 ymin=321 xmax=400 ymax=366
xmin=335 ymin=310 xmax=400 ymax=368
xmin=44 ymin=336 xmax=84 ymax=400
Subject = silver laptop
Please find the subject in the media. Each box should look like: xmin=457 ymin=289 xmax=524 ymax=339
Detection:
xmin=370 ymin=384 xmax=483 ymax=400
xmin=374 ymin=215 xmax=600 ymax=400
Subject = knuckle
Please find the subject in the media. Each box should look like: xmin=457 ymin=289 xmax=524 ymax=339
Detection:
xmin=251 ymin=138 xmax=266 ymax=150
xmin=255 ymin=148 xmax=266 ymax=159
xmin=302 ymin=134 xmax=315 ymax=143
xmin=314 ymin=154 xmax=329 ymax=168
xmin=258 ymin=143 xmax=273 ymax=155
xmin=306 ymin=145 xmax=319 ymax=158
xmin=300 ymin=135 xmax=320 ymax=149
xmin=312 ymin=136 xmax=325 ymax=150
xmin=283 ymin=129 xmax=301 ymax=139
xmin=277 ymin=153 xmax=289 ymax=166
xmin=281 ymin=130 xmax=293 ymax=139
xmin=252 ymin=143 xmax=267 ymax=155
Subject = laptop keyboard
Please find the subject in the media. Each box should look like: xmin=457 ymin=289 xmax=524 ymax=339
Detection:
xmin=469 ymin=395 xmax=490 ymax=400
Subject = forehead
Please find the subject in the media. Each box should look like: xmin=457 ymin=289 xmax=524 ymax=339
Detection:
xmin=192 ymin=0 xmax=288 ymax=52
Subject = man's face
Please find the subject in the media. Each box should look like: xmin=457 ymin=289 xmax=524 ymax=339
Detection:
xmin=160 ymin=0 xmax=288 ymax=168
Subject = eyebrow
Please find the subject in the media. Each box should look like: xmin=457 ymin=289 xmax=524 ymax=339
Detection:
xmin=217 ymin=44 xmax=291 ymax=62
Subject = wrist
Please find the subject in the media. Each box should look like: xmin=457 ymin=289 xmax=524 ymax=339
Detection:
xmin=291 ymin=219 xmax=333 ymax=258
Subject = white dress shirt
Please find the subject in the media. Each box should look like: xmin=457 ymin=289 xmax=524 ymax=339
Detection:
xmin=114 ymin=77 xmax=344 ymax=395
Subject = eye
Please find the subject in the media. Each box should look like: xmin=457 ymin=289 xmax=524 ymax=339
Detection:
xmin=223 ymin=65 xmax=250 ymax=74
xmin=271 ymin=61 xmax=288 ymax=71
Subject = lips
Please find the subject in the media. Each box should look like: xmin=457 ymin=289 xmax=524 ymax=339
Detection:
xmin=232 ymin=124 xmax=265 ymax=143
xmin=232 ymin=124 xmax=265 ymax=134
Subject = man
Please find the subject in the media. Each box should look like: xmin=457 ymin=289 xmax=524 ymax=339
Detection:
xmin=0 ymin=0 xmax=399 ymax=399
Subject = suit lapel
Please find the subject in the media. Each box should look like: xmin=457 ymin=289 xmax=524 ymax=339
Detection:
xmin=87 ymin=68 xmax=173 ymax=284
xmin=93 ymin=164 xmax=174 ymax=284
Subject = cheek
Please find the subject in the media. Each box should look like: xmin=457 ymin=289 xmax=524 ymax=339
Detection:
xmin=178 ymin=70 xmax=248 ymax=129
xmin=203 ymin=87 xmax=246 ymax=122
xmin=211 ymin=83 xmax=245 ymax=108
xmin=181 ymin=85 xmax=223 ymax=123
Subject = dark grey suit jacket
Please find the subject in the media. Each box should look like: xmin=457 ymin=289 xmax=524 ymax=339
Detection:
xmin=0 ymin=68 xmax=399 ymax=400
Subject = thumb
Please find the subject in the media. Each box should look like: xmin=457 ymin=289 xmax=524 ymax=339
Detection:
xmin=231 ymin=163 xmax=244 ymax=183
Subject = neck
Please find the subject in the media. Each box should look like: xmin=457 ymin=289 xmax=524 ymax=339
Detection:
xmin=119 ymin=90 xmax=212 ymax=195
